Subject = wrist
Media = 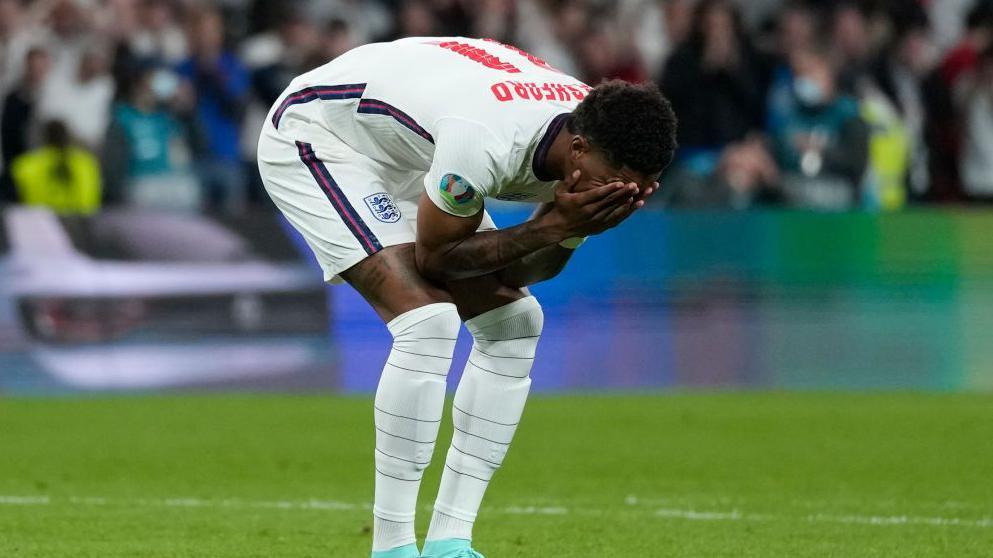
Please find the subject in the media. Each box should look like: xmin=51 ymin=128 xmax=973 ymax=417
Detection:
xmin=533 ymin=212 xmax=572 ymax=244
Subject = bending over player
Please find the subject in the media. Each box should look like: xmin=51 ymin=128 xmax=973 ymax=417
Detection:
xmin=257 ymin=37 xmax=677 ymax=558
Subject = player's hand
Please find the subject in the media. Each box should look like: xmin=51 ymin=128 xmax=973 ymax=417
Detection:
xmin=540 ymin=171 xmax=640 ymax=238
xmin=595 ymin=180 xmax=659 ymax=231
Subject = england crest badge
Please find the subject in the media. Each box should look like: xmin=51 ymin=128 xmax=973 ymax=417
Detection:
xmin=364 ymin=193 xmax=401 ymax=223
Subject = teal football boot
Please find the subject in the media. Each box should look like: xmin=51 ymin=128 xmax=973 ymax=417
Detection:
xmin=372 ymin=543 xmax=420 ymax=558
xmin=420 ymin=539 xmax=485 ymax=558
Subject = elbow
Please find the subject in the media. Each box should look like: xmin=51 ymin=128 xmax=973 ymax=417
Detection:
xmin=414 ymin=245 xmax=449 ymax=283
xmin=531 ymin=265 xmax=566 ymax=286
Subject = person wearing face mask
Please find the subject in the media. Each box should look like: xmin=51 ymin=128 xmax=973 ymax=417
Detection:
xmin=768 ymin=47 xmax=869 ymax=210
xmin=102 ymin=64 xmax=198 ymax=210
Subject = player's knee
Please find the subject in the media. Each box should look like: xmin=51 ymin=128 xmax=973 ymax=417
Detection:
xmin=466 ymin=296 xmax=544 ymax=379
xmin=449 ymin=298 xmax=542 ymax=478
xmin=388 ymin=302 xmax=462 ymax=359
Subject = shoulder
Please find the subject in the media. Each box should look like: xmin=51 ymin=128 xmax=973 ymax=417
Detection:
xmin=434 ymin=117 xmax=504 ymax=149
xmin=11 ymin=149 xmax=43 ymax=171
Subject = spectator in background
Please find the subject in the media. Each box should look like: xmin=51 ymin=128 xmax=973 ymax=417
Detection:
xmin=240 ymin=6 xmax=320 ymax=209
xmin=43 ymin=0 xmax=96 ymax=92
xmin=766 ymin=1 xmax=818 ymax=133
xmin=472 ymin=0 xmax=516 ymax=43
xmin=621 ymin=0 xmax=690 ymax=75
xmin=769 ymin=47 xmax=868 ymax=210
xmin=103 ymin=65 xmax=198 ymax=211
xmin=292 ymin=0 xmax=390 ymax=47
xmin=515 ymin=0 xmax=587 ymax=78
xmin=941 ymin=0 xmax=993 ymax=96
xmin=777 ymin=1 xmax=817 ymax=57
xmin=385 ymin=0 xmax=440 ymax=40
xmin=929 ymin=0 xmax=978 ymax=52
xmin=0 ymin=0 xmax=989 ymax=213
xmin=177 ymin=7 xmax=249 ymax=215
xmin=661 ymin=0 xmax=765 ymax=181
xmin=243 ymin=9 xmax=319 ymax=107
xmin=11 ymin=120 xmax=101 ymax=215
xmin=309 ymin=18 xmax=356 ymax=67
xmin=128 ymin=0 xmax=188 ymax=66
xmin=429 ymin=0 xmax=473 ymax=37
xmin=0 ymin=0 xmax=34 ymax=95
xmin=37 ymin=47 xmax=115 ymax=150
xmin=1 ymin=47 xmax=50 ymax=202
xmin=870 ymin=4 xmax=937 ymax=198
xmin=578 ymin=18 xmax=648 ymax=84
xmin=659 ymin=134 xmax=781 ymax=209
xmin=830 ymin=1 xmax=875 ymax=93
xmin=110 ymin=0 xmax=186 ymax=100
xmin=959 ymin=45 xmax=993 ymax=200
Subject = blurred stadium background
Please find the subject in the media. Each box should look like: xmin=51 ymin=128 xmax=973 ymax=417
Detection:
xmin=1 ymin=0 xmax=992 ymax=393
xmin=1 ymin=0 xmax=992 ymax=556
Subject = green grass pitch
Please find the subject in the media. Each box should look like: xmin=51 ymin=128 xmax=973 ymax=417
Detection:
xmin=2 ymin=393 xmax=991 ymax=557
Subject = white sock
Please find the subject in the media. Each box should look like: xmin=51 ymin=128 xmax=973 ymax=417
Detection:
xmin=373 ymin=303 xmax=462 ymax=552
xmin=427 ymin=296 xmax=543 ymax=542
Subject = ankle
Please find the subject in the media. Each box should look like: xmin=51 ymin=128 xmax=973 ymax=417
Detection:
xmin=426 ymin=509 xmax=474 ymax=542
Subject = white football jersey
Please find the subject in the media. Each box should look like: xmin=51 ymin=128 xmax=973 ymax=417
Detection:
xmin=267 ymin=37 xmax=591 ymax=216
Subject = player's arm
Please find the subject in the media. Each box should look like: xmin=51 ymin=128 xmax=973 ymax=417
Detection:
xmin=415 ymin=172 xmax=638 ymax=283
xmin=494 ymin=202 xmax=575 ymax=288
xmin=497 ymin=179 xmax=659 ymax=288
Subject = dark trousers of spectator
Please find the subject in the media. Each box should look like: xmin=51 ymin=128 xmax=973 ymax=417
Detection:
xmin=197 ymin=159 xmax=246 ymax=215
xmin=0 ymin=173 xmax=16 ymax=203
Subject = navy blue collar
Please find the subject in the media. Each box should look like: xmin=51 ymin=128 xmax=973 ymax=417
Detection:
xmin=532 ymin=113 xmax=570 ymax=182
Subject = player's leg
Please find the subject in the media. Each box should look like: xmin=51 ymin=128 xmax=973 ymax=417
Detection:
xmin=424 ymin=274 xmax=544 ymax=555
xmin=258 ymin=132 xmax=455 ymax=557
xmin=340 ymin=248 xmax=461 ymax=557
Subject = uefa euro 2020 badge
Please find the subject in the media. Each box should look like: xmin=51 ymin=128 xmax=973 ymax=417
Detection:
xmin=364 ymin=192 xmax=401 ymax=223
xmin=440 ymin=174 xmax=476 ymax=205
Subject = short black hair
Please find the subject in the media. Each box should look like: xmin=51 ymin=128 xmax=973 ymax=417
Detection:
xmin=568 ymin=80 xmax=678 ymax=175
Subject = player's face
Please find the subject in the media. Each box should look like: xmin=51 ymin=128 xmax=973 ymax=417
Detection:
xmin=570 ymin=144 xmax=658 ymax=196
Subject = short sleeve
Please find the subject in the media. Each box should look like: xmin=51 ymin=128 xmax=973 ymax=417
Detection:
xmin=424 ymin=118 xmax=505 ymax=217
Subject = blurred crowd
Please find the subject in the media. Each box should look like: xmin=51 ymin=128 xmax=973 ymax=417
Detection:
xmin=0 ymin=0 xmax=991 ymax=216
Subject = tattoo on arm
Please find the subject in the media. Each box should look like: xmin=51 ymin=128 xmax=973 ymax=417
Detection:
xmin=495 ymin=203 xmax=574 ymax=287
xmin=416 ymin=194 xmax=560 ymax=282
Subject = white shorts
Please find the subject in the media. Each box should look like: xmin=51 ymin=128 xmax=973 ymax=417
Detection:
xmin=257 ymin=126 xmax=494 ymax=284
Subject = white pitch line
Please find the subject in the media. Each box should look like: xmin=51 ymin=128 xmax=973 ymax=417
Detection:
xmin=501 ymin=505 xmax=569 ymax=515
xmin=1 ymin=495 xmax=991 ymax=529
xmin=0 ymin=495 xmax=49 ymax=505
xmin=809 ymin=513 xmax=993 ymax=528
xmin=653 ymin=507 xmax=993 ymax=528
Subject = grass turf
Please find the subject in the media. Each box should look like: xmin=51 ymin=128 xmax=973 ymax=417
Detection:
xmin=1 ymin=392 xmax=991 ymax=557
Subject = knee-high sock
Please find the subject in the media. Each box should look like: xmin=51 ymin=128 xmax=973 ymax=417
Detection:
xmin=427 ymin=296 xmax=544 ymax=542
xmin=373 ymin=303 xmax=461 ymax=552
